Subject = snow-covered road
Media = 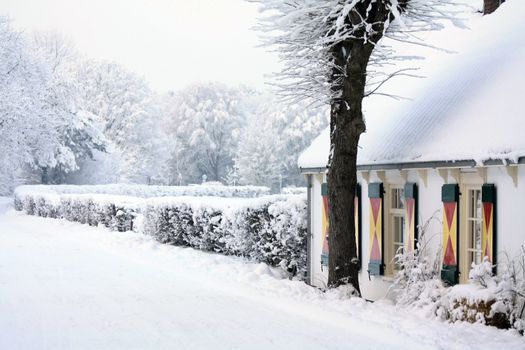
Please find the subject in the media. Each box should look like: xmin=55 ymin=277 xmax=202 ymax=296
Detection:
xmin=0 ymin=199 xmax=523 ymax=350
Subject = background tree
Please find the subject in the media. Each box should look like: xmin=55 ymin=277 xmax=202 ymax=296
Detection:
xmin=163 ymin=83 xmax=254 ymax=183
xmin=32 ymin=33 xmax=106 ymax=184
xmin=235 ymin=98 xmax=328 ymax=190
xmin=255 ymin=0 xmax=461 ymax=291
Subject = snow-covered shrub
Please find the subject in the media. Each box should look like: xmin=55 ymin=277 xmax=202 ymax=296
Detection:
xmin=443 ymin=250 xmax=525 ymax=332
xmin=444 ymin=258 xmax=510 ymax=329
xmin=281 ymin=187 xmax=307 ymax=195
xmin=15 ymin=184 xmax=270 ymax=199
xmin=390 ymin=214 xmax=445 ymax=315
xmin=469 ymin=257 xmax=497 ymax=288
xmin=15 ymin=190 xmax=139 ymax=232
xmin=142 ymin=195 xmax=308 ymax=278
xmin=15 ymin=185 xmax=307 ymax=278
xmin=499 ymin=247 xmax=525 ymax=333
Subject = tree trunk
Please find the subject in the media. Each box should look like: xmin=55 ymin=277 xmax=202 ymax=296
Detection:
xmin=41 ymin=167 xmax=49 ymax=185
xmin=327 ymin=39 xmax=374 ymax=293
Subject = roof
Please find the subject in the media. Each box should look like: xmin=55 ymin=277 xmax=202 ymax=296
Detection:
xmin=298 ymin=1 xmax=525 ymax=171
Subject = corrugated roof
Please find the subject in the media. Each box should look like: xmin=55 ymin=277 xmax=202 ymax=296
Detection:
xmin=298 ymin=1 xmax=525 ymax=170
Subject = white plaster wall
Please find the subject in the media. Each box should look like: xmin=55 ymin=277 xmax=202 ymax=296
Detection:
xmin=310 ymin=173 xmax=328 ymax=287
xmin=488 ymin=166 xmax=525 ymax=262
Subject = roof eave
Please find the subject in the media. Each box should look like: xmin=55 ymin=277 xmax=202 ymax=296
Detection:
xmin=299 ymin=157 xmax=525 ymax=174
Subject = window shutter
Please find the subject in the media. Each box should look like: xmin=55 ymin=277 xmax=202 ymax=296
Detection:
xmin=355 ymin=184 xmax=362 ymax=270
xmin=368 ymin=182 xmax=384 ymax=276
xmin=404 ymin=183 xmax=418 ymax=252
xmin=441 ymin=184 xmax=460 ymax=285
xmin=321 ymin=183 xmax=329 ymax=267
xmin=482 ymin=184 xmax=496 ymax=268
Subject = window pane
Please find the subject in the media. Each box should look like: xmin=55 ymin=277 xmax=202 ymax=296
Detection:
xmin=467 ymin=189 xmax=483 ymax=266
xmin=475 ymin=190 xmax=481 ymax=220
xmin=391 ymin=188 xmax=404 ymax=209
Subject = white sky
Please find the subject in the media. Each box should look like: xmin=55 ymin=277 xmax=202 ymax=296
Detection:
xmin=0 ymin=0 xmax=280 ymax=92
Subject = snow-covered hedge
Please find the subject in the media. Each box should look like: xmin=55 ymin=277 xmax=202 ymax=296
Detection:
xmin=14 ymin=183 xmax=270 ymax=199
xmin=281 ymin=187 xmax=307 ymax=195
xmin=14 ymin=192 xmax=140 ymax=232
xmin=141 ymin=195 xmax=308 ymax=277
xmin=14 ymin=186 xmax=307 ymax=278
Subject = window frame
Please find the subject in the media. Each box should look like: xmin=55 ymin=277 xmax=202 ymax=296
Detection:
xmin=385 ymin=184 xmax=406 ymax=276
xmin=459 ymin=183 xmax=483 ymax=284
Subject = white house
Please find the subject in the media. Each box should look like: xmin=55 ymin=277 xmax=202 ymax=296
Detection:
xmin=298 ymin=1 xmax=525 ymax=301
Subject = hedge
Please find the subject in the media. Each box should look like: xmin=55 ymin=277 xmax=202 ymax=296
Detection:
xmin=14 ymin=186 xmax=307 ymax=278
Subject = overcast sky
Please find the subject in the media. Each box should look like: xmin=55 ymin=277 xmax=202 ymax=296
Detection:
xmin=0 ymin=0 xmax=280 ymax=92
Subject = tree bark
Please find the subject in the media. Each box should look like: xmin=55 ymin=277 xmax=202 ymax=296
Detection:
xmin=326 ymin=2 xmax=389 ymax=292
xmin=327 ymin=40 xmax=373 ymax=293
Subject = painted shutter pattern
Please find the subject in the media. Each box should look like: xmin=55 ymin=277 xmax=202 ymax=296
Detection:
xmin=481 ymin=184 xmax=496 ymax=265
xmin=441 ymin=184 xmax=460 ymax=285
xmin=321 ymin=183 xmax=329 ymax=267
xmin=404 ymin=183 xmax=418 ymax=252
xmin=368 ymin=183 xmax=384 ymax=276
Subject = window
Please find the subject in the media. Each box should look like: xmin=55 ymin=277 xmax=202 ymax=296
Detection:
xmin=460 ymin=185 xmax=483 ymax=283
xmin=388 ymin=186 xmax=405 ymax=274
xmin=466 ymin=189 xmax=482 ymax=267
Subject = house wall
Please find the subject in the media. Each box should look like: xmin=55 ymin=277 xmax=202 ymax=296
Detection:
xmin=307 ymin=164 xmax=525 ymax=301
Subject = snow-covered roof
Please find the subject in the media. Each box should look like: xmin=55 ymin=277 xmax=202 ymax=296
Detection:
xmin=298 ymin=1 xmax=525 ymax=171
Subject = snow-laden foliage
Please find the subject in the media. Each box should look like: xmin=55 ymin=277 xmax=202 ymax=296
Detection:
xmin=390 ymin=214 xmax=445 ymax=314
xmin=0 ymin=13 xmax=327 ymax=192
xmin=442 ymin=250 xmax=525 ymax=332
xmin=14 ymin=192 xmax=139 ymax=232
xmin=14 ymin=186 xmax=307 ymax=278
xmin=142 ymin=195 xmax=308 ymax=278
xmin=281 ymin=187 xmax=307 ymax=195
xmin=160 ymin=85 xmax=328 ymax=188
xmin=73 ymin=60 xmax=168 ymax=184
xmin=443 ymin=258 xmax=510 ymax=329
xmin=392 ymin=231 xmax=525 ymax=331
xmin=161 ymin=83 xmax=252 ymax=184
xmin=235 ymin=98 xmax=329 ymax=190
xmin=253 ymin=0 xmax=464 ymax=104
xmin=0 ymin=18 xmax=105 ymax=194
xmin=15 ymin=184 xmax=270 ymax=199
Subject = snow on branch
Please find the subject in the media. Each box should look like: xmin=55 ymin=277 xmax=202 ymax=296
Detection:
xmin=252 ymin=0 xmax=466 ymax=104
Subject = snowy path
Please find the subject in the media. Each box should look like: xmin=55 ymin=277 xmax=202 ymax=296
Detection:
xmin=0 ymin=203 xmax=523 ymax=350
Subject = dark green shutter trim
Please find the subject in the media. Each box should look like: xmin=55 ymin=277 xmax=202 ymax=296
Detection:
xmin=404 ymin=182 xmax=417 ymax=199
xmin=482 ymin=184 xmax=496 ymax=203
xmin=355 ymin=183 xmax=362 ymax=271
xmin=368 ymin=262 xmax=384 ymax=276
xmin=368 ymin=182 xmax=384 ymax=198
xmin=441 ymin=183 xmax=459 ymax=202
xmin=321 ymin=182 xmax=328 ymax=196
xmin=482 ymin=183 xmax=497 ymax=272
xmin=441 ymin=265 xmax=459 ymax=286
xmin=404 ymin=182 xmax=419 ymax=248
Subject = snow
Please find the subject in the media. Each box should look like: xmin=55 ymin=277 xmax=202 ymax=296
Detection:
xmin=298 ymin=1 xmax=525 ymax=170
xmin=448 ymin=284 xmax=498 ymax=305
xmin=14 ymin=184 xmax=270 ymax=199
xmin=0 ymin=203 xmax=523 ymax=349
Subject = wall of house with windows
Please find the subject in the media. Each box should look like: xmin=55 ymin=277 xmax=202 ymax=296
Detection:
xmin=306 ymin=164 xmax=525 ymax=301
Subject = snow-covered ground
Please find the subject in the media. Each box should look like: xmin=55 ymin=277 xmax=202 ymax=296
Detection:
xmin=0 ymin=198 xmax=522 ymax=350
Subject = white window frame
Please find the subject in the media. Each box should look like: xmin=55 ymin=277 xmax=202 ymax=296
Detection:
xmin=385 ymin=184 xmax=405 ymax=276
xmin=459 ymin=184 xmax=483 ymax=283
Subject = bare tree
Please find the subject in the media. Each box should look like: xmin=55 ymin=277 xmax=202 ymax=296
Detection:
xmin=254 ymin=0 xmax=463 ymax=292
